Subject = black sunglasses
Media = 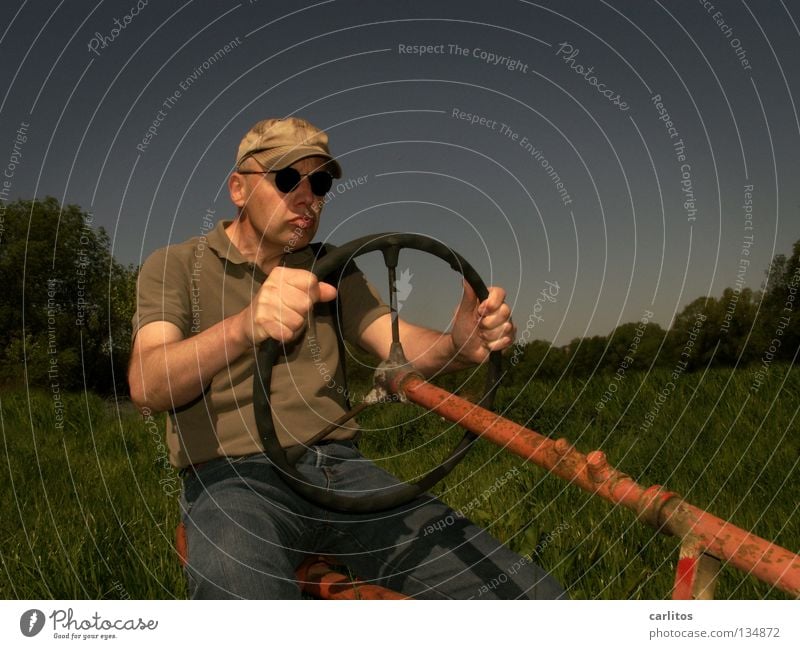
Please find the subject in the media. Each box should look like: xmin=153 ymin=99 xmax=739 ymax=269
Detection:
xmin=238 ymin=166 xmax=333 ymax=197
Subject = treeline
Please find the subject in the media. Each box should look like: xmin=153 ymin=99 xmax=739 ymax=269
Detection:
xmin=0 ymin=198 xmax=136 ymax=394
xmin=506 ymin=240 xmax=799 ymax=383
xmin=1 ymin=197 xmax=797 ymax=397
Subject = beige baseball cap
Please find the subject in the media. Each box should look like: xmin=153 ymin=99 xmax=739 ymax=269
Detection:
xmin=235 ymin=117 xmax=342 ymax=178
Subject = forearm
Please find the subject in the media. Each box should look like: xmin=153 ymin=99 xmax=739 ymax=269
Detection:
xmin=398 ymin=321 xmax=474 ymax=378
xmin=129 ymin=313 xmax=250 ymax=412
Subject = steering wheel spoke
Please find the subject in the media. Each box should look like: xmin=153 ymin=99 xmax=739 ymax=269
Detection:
xmin=284 ymin=402 xmax=372 ymax=464
xmin=382 ymin=244 xmax=404 ymax=350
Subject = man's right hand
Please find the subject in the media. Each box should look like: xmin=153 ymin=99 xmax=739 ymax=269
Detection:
xmin=130 ymin=267 xmax=336 ymax=413
xmin=240 ymin=266 xmax=337 ymax=344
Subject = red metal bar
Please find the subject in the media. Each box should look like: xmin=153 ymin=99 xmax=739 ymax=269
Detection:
xmin=390 ymin=370 xmax=800 ymax=598
xmin=176 ymin=522 xmax=188 ymax=567
xmin=295 ymin=557 xmax=409 ymax=600
xmin=673 ymin=536 xmax=720 ymax=600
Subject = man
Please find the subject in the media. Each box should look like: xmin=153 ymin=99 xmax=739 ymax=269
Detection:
xmin=129 ymin=117 xmax=564 ymax=599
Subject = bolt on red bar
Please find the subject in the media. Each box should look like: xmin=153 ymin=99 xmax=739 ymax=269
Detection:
xmin=389 ymin=370 xmax=800 ymax=598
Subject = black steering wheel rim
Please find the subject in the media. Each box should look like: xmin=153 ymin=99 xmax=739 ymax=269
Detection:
xmin=253 ymin=232 xmax=503 ymax=513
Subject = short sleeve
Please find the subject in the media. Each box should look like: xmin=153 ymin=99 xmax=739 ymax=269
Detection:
xmin=336 ymin=263 xmax=390 ymax=346
xmin=131 ymin=245 xmax=192 ymax=342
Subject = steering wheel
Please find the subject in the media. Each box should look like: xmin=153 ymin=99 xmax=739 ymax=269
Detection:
xmin=253 ymin=232 xmax=502 ymax=513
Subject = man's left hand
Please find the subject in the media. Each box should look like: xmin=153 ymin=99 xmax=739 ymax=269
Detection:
xmin=450 ymin=281 xmax=516 ymax=364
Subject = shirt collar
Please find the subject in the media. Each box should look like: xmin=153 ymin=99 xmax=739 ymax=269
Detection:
xmin=206 ymin=219 xmax=316 ymax=270
xmin=206 ymin=219 xmax=249 ymax=265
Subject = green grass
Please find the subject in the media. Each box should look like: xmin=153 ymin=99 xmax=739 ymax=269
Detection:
xmin=1 ymin=364 xmax=797 ymax=599
xmin=357 ymin=363 xmax=799 ymax=599
xmin=0 ymin=389 xmax=185 ymax=599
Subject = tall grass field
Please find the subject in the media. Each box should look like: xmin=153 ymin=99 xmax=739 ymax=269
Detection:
xmin=1 ymin=364 xmax=797 ymax=599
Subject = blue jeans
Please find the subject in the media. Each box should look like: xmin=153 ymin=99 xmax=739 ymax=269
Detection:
xmin=180 ymin=441 xmax=566 ymax=599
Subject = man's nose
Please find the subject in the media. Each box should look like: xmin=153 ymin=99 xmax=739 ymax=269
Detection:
xmin=291 ymin=175 xmax=314 ymax=204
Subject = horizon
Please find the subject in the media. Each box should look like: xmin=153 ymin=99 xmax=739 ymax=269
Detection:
xmin=2 ymin=1 xmax=799 ymax=345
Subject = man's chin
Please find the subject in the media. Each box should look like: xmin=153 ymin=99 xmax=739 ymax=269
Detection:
xmin=283 ymin=225 xmax=315 ymax=252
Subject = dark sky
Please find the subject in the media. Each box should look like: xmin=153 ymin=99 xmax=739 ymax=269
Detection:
xmin=2 ymin=0 xmax=799 ymax=343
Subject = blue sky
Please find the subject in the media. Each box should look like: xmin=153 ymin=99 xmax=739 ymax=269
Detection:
xmin=2 ymin=0 xmax=799 ymax=344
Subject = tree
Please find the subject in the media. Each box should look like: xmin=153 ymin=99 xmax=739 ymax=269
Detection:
xmin=606 ymin=320 xmax=668 ymax=371
xmin=760 ymin=239 xmax=800 ymax=362
xmin=563 ymin=334 xmax=609 ymax=377
xmin=0 ymin=197 xmax=137 ymax=393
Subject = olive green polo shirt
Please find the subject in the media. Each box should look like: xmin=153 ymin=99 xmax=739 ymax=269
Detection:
xmin=132 ymin=219 xmax=389 ymax=468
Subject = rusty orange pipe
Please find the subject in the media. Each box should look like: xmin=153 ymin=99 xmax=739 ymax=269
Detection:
xmin=391 ymin=371 xmax=800 ymax=598
xmin=295 ymin=557 xmax=409 ymax=600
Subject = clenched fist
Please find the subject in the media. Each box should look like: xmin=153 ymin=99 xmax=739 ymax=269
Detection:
xmin=239 ymin=266 xmax=337 ymax=344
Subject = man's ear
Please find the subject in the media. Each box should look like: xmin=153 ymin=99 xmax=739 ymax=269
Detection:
xmin=228 ymin=172 xmax=247 ymax=208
